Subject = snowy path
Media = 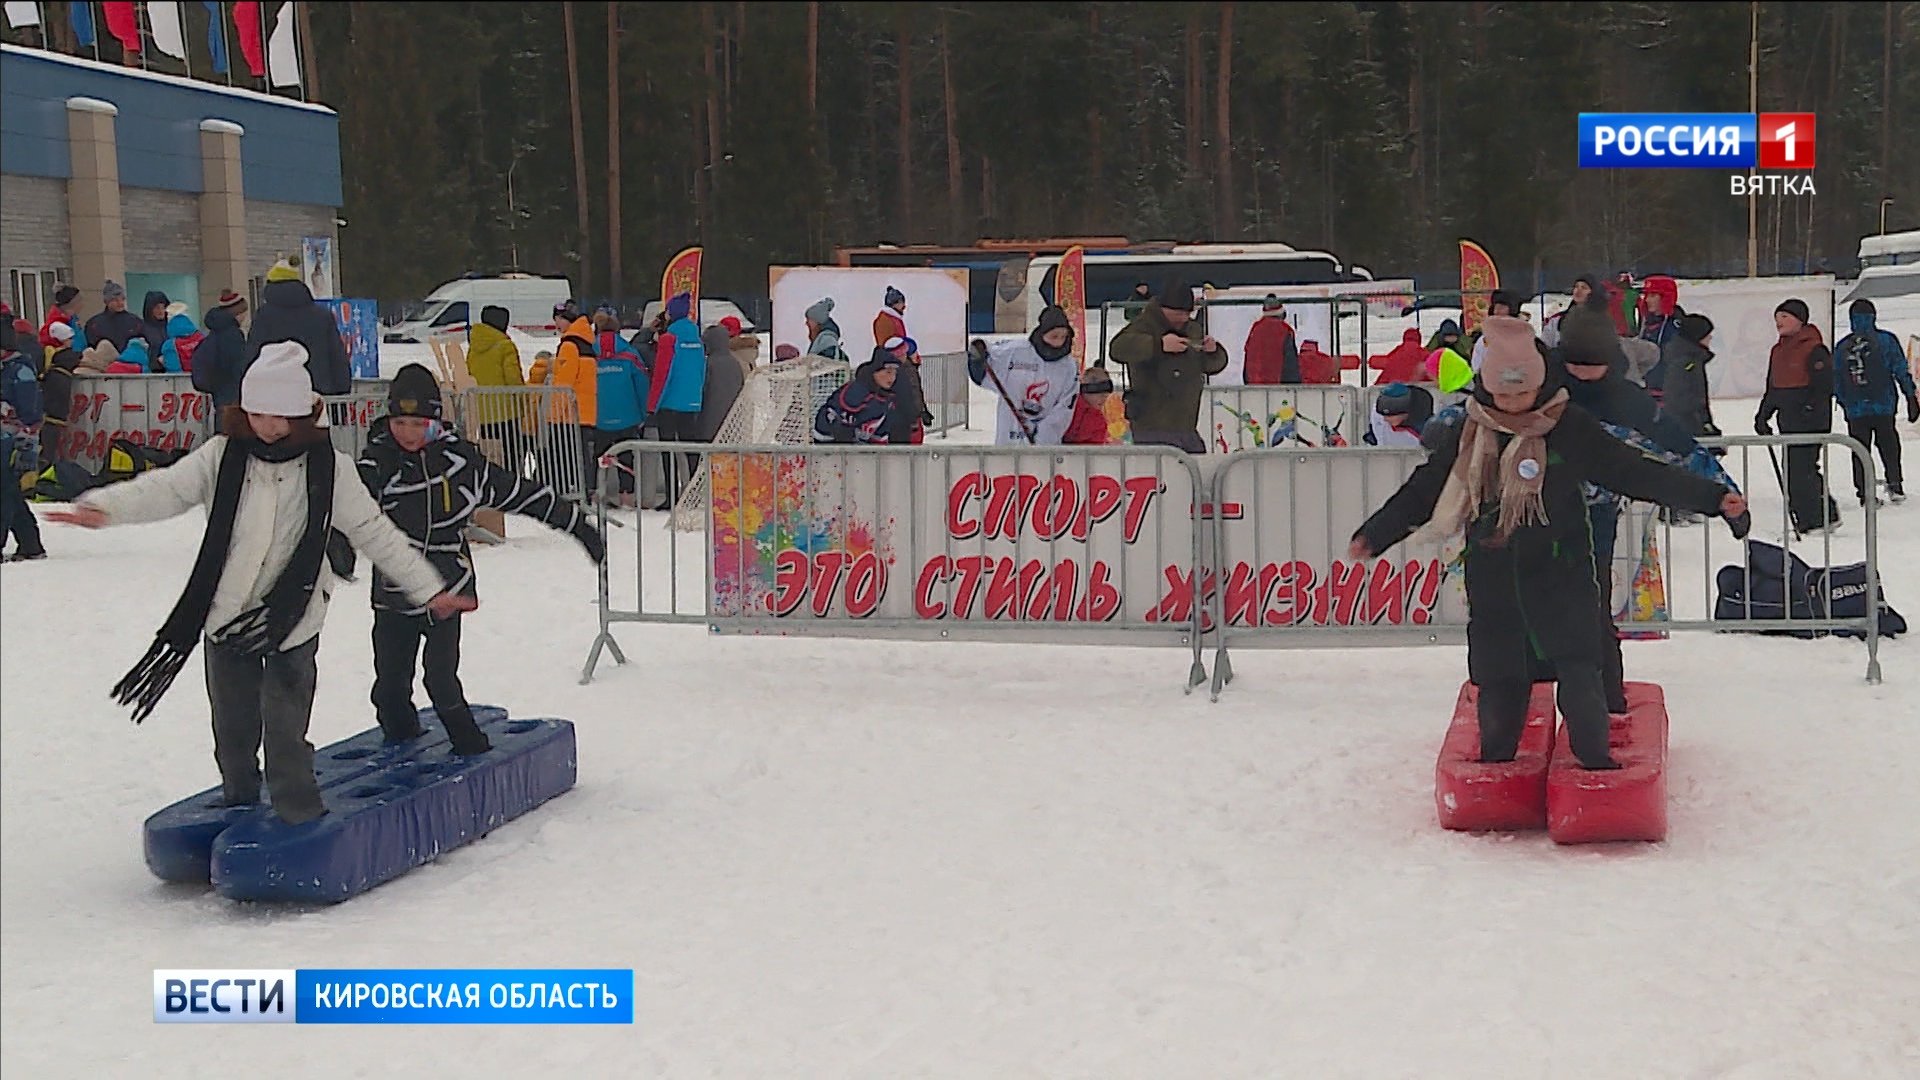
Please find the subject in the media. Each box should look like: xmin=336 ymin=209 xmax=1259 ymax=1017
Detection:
xmin=2 ymin=418 xmax=1917 ymax=1078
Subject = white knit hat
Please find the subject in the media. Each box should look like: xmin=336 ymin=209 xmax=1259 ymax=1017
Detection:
xmin=48 ymin=320 xmax=74 ymax=344
xmin=242 ymin=342 xmax=316 ymax=417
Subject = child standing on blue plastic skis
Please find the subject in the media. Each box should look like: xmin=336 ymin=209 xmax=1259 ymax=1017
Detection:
xmin=50 ymin=344 xmax=473 ymax=823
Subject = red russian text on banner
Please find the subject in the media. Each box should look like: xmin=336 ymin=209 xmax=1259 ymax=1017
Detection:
xmin=1458 ymin=240 xmax=1499 ymax=335
xmin=661 ymin=247 xmax=702 ymax=315
xmin=1057 ymin=245 xmax=1088 ymax=370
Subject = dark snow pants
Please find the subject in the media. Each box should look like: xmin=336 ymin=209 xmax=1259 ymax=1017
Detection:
xmin=1477 ymin=664 xmax=1618 ymax=770
xmin=370 ymin=611 xmax=490 ymax=755
xmin=1587 ymin=497 xmax=1630 ymax=714
xmin=205 ymin=636 xmax=326 ymax=823
xmin=1783 ymin=443 xmax=1839 ymax=533
xmin=1846 ymin=416 xmax=1903 ymax=500
xmin=0 ymin=463 xmax=43 ymax=555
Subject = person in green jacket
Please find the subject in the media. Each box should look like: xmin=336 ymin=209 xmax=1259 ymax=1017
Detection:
xmin=1106 ymin=279 xmax=1228 ymax=452
xmin=465 ymin=304 xmax=525 ymax=447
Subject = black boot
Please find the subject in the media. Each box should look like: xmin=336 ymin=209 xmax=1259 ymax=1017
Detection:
xmin=1557 ymin=664 xmax=1621 ymax=770
xmin=439 ymin=705 xmax=493 ymax=756
xmin=1475 ymin=680 xmax=1531 ymax=763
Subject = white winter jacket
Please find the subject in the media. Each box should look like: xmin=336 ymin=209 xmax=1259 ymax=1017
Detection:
xmin=81 ymin=435 xmax=447 ymax=650
xmin=980 ymin=339 xmax=1079 ymax=446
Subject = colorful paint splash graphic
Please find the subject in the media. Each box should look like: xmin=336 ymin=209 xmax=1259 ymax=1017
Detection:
xmin=708 ymin=453 xmax=884 ymax=617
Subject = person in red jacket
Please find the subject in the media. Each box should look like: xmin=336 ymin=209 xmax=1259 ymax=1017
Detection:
xmin=1241 ymin=295 xmax=1299 ymax=384
xmin=1063 ymin=367 xmax=1115 ymax=445
xmin=1298 ymin=340 xmax=1340 ymax=384
xmin=1370 ymin=327 xmax=1427 ymax=385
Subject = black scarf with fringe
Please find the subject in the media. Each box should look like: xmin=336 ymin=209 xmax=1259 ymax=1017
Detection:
xmin=112 ymin=437 xmax=334 ymax=722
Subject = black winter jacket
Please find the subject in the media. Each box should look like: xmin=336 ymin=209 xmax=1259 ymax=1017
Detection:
xmin=1553 ymin=347 xmax=1699 ymax=457
xmin=357 ymin=419 xmax=586 ymax=614
xmin=249 ymin=279 xmax=351 ymax=394
xmin=1657 ymin=336 xmax=1715 ymax=438
xmin=1358 ymin=395 xmax=1727 ymax=684
xmin=82 ymin=307 xmax=144 ymax=353
xmin=191 ymin=306 xmax=252 ymax=409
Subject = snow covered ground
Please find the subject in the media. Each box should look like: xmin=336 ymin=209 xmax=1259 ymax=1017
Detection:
xmin=3 ymin=388 xmax=1917 ymax=1078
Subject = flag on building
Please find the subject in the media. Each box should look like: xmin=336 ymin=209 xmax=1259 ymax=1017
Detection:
xmin=233 ymin=1 xmax=265 ymax=76
xmin=101 ymin=1 xmax=138 ymax=53
xmin=203 ymin=1 xmax=229 ymax=73
xmin=149 ymin=2 xmax=188 ymax=60
xmin=2 ymin=2 xmax=41 ymax=30
xmin=266 ymin=1 xmax=299 ymax=87
xmin=69 ymin=0 xmax=95 ymax=47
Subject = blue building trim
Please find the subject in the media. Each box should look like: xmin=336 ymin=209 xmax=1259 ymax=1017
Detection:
xmin=0 ymin=45 xmax=341 ymax=207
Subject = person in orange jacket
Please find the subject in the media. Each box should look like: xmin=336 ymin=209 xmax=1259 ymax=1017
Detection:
xmin=534 ymin=316 xmax=598 ymax=491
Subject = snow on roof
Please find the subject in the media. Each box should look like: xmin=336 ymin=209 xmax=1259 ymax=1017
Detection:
xmin=1 ymin=43 xmax=336 ymax=117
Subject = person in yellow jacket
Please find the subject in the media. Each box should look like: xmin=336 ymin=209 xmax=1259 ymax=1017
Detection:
xmin=465 ymin=305 xmax=524 ymax=425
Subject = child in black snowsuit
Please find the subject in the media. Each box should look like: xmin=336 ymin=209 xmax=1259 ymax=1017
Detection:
xmin=357 ymin=364 xmax=605 ymax=754
xmin=1351 ymin=318 xmax=1746 ymax=769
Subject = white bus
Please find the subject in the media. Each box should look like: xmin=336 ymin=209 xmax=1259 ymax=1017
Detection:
xmin=1023 ymin=244 xmax=1368 ymax=330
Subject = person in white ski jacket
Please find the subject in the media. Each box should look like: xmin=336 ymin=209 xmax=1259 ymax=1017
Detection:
xmin=50 ymin=343 xmax=470 ymax=824
xmin=967 ymin=306 xmax=1080 ymax=445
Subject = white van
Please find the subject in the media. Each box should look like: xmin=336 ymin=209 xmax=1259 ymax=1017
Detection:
xmin=385 ymin=274 xmax=574 ymax=342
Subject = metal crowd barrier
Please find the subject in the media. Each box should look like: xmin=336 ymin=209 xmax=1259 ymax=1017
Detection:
xmin=321 ymin=392 xmax=387 ymax=460
xmin=1201 ymin=385 xmax=1362 ymax=452
xmin=577 ymin=433 xmax=1885 ymax=697
xmin=320 ymin=385 xmax=586 ymax=502
xmin=444 ymin=385 xmax=589 ymax=501
xmin=57 ymin=375 xmax=214 ymax=473
xmin=1204 ymin=433 xmax=1882 ymax=697
xmin=581 ymin=442 xmax=1211 ymax=689
xmin=917 ymin=350 xmax=972 ymax=438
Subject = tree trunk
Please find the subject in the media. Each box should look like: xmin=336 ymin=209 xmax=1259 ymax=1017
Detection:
xmin=1089 ymin=6 xmax=1103 ymax=224
xmin=806 ymin=1 xmax=818 ymax=121
xmin=296 ymin=0 xmax=321 ymax=97
xmin=562 ymin=1 xmax=592 ymax=297
xmin=1215 ymin=2 xmax=1235 ymax=237
xmin=606 ymin=3 xmax=622 ymax=300
xmin=1185 ymin=12 xmax=1202 ymax=176
xmin=695 ymin=2 xmax=717 ymax=248
xmin=1882 ymin=0 xmax=1893 ymax=199
xmin=941 ymin=12 xmax=964 ymax=242
xmin=897 ymin=20 xmax=914 ymax=239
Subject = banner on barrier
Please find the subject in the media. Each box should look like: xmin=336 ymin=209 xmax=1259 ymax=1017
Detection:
xmin=1203 ymin=386 xmax=1359 ymax=453
xmin=703 ymin=450 xmax=1208 ymax=630
xmin=1209 ymin=448 xmax=1469 ymax=635
xmin=59 ymin=376 xmax=213 ymax=473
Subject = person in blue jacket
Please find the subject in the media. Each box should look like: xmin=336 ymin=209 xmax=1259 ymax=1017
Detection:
xmin=157 ymin=312 xmax=201 ymax=373
xmin=191 ymin=297 xmax=253 ymax=409
xmin=815 ymin=350 xmax=908 ymax=445
xmin=1833 ymin=298 xmax=1919 ymax=505
xmin=593 ymin=311 xmax=650 ymax=504
xmin=647 ymin=293 xmax=707 ymax=500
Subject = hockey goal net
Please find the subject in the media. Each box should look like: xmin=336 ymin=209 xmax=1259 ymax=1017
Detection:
xmin=668 ymin=352 xmax=850 ymax=530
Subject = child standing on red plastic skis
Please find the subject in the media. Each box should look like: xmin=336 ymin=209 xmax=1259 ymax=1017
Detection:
xmin=1349 ymin=317 xmax=1746 ymax=770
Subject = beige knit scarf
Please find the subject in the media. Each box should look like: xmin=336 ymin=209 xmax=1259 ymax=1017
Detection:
xmin=1416 ymin=388 xmax=1569 ymax=547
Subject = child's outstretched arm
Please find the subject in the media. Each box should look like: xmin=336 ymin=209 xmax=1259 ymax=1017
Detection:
xmin=1350 ymin=425 xmax=1460 ymax=559
xmin=1562 ymin=406 xmax=1741 ymax=519
xmin=53 ymin=436 xmax=223 ymax=527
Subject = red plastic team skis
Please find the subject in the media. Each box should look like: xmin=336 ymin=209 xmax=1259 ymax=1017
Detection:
xmin=1435 ymin=680 xmax=1669 ymax=843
